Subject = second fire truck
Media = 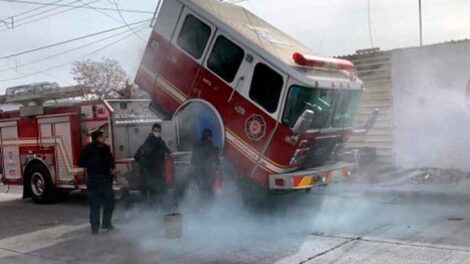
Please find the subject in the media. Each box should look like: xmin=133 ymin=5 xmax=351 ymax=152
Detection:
xmin=0 ymin=82 xmax=172 ymax=203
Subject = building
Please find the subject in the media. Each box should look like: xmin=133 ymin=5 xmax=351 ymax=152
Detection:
xmin=344 ymin=40 xmax=470 ymax=172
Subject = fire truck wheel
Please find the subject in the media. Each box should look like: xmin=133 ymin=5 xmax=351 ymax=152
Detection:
xmin=26 ymin=164 xmax=55 ymax=204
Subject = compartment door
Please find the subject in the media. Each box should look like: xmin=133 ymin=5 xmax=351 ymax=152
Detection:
xmin=0 ymin=122 xmax=21 ymax=180
xmin=114 ymin=125 xmax=131 ymax=160
xmin=53 ymin=119 xmax=74 ymax=182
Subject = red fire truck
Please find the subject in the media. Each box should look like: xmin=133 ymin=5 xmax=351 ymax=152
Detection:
xmin=0 ymin=0 xmax=376 ymax=203
xmin=135 ymin=0 xmax=376 ymax=192
xmin=0 ymin=83 xmax=171 ymax=203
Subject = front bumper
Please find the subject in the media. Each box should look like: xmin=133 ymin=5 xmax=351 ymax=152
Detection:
xmin=268 ymin=162 xmax=356 ymax=190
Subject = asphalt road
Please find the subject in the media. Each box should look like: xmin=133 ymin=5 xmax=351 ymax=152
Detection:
xmin=0 ymin=182 xmax=469 ymax=264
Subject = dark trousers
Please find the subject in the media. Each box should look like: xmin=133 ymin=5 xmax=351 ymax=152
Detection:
xmin=194 ymin=167 xmax=215 ymax=201
xmin=139 ymin=169 xmax=166 ymax=202
xmin=86 ymin=175 xmax=115 ymax=232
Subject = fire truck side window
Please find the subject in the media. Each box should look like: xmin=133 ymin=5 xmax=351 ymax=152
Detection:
xmin=249 ymin=63 xmax=283 ymax=113
xmin=177 ymin=14 xmax=211 ymax=60
xmin=207 ymin=35 xmax=245 ymax=82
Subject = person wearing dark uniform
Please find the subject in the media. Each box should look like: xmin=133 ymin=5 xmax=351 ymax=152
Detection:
xmin=135 ymin=123 xmax=171 ymax=202
xmin=78 ymin=130 xmax=116 ymax=235
xmin=191 ymin=129 xmax=220 ymax=200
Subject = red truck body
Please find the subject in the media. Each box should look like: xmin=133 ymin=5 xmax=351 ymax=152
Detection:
xmin=135 ymin=0 xmax=364 ymax=191
xmin=0 ymin=90 xmax=165 ymax=202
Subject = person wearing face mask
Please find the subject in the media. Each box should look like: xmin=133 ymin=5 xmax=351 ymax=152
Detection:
xmin=78 ymin=130 xmax=116 ymax=235
xmin=191 ymin=129 xmax=220 ymax=201
xmin=134 ymin=123 xmax=171 ymax=203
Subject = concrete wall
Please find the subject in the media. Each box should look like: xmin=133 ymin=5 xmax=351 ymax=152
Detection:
xmin=391 ymin=41 xmax=470 ymax=171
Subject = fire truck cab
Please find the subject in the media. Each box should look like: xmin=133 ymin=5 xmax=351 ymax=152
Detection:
xmin=136 ymin=0 xmax=369 ymax=192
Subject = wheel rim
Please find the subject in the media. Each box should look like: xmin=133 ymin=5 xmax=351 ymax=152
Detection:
xmin=31 ymin=172 xmax=45 ymax=197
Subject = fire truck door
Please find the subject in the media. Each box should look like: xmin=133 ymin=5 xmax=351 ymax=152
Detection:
xmin=52 ymin=121 xmax=74 ymax=182
xmin=114 ymin=125 xmax=131 ymax=160
xmin=227 ymin=55 xmax=287 ymax=175
xmin=159 ymin=8 xmax=215 ymax=98
xmin=0 ymin=122 xmax=21 ymax=181
xmin=38 ymin=123 xmax=52 ymax=148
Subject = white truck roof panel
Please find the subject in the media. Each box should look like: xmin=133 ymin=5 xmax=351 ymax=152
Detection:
xmin=180 ymin=0 xmax=362 ymax=89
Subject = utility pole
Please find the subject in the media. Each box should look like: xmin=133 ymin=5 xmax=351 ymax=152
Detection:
xmin=419 ymin=0 xmax=423 ymax=46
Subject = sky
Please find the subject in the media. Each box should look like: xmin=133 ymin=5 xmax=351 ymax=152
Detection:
xmin=0 ymin=0 xmax=469 ymax=92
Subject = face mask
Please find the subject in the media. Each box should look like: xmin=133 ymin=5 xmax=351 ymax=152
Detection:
xmin=153 ymin=132 xmax=161 ymax=138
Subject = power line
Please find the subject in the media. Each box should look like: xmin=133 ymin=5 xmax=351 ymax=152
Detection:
xmin=0 ymin=0 xmax=100 ymax=32
xmin=0 ymin=0 xmax=71 ymax=30
xmin=112 ymin=1 xmax=146 ymax=41
xmin=0 ymin=17 xmax=13 ymax=29
xmin=0 ymin=28 xmax=140 ymax=82
xmin=12 ymin=0 xmax=82 ymax=23
xmin=76 ymin=0 xmax=121 ymax=24
xmin=10 ymin=0 xmax=67 ymax=18
xmin=74 ymin=0 xmax=147 ymax=41
xmin=0 ymin=0 xmax=154 ymax=14
xmin=0 ymin=19 xmax=150 ymax=60
xmin=0 ymin=23 xmax=148 ymax=72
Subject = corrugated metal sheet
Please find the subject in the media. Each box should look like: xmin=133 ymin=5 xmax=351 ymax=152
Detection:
xmin=341 ymin=50 xmax=393 ymax=164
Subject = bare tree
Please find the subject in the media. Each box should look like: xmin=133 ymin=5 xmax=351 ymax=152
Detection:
xmin=71 ymin=58 xmax=129 ymax=99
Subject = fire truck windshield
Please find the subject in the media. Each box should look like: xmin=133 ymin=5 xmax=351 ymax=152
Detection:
xmin=282 ymin=85 xmax=362 ymax=130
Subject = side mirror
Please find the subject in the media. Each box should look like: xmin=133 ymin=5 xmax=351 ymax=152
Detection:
xmin=292 ymin=109 xmax=314 ymax=135
xmin=352 ymin=108 xmax=379 ymax=135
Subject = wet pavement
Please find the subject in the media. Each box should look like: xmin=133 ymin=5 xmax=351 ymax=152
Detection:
xmin=0 ymin=179 xmax=470 ymax=264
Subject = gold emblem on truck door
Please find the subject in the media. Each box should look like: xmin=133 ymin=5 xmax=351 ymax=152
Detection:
xmin=245 ymin=114 xmax=266 ymax=141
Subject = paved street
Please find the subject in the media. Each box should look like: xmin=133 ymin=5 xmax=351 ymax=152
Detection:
xmin=1 ymin=178 xmax=470 ymax=264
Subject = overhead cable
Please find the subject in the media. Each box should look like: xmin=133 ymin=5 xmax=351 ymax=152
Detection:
xmin=0 ymin=28 xmax=141 ymax=82
xmin=0 ymin=19 xmax=150 ymax=60
xmin=0 ymin=0 xmax=154 ymax=14
xmin=0 ymin=0 xmax=100 ymax=32
xmin=0 ymin=23 xmax=148 ymax=72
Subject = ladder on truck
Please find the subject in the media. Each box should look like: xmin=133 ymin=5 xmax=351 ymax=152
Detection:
xmin=0 ymin=82 xmax=90 ymax=106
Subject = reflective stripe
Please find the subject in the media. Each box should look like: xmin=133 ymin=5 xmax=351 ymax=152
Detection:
xmin=1 ymin=138 xmax=84 ymax=175
xmin=156 ymin=77 xmax=187 ymax=103
xmin=270 ymin=162 xmax=356 ymax=190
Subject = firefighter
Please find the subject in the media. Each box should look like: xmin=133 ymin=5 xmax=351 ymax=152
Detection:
xmin=78 ymin=130 xmax=116 ymax=235
xmin=135 ymin=123 xmax=171 ymax=203
xmin=191 ymin=129 xmax=220 ymax=200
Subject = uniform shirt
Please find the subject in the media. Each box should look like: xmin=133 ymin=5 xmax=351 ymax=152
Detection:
xmin=78 ymin=141 xmax=115 ymax=176
xmin=135 ymin=134 xmax=170 ymax=174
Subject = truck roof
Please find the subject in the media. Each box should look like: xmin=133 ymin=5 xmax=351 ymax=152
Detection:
xmin=180 ymin=0 xmax=362 ymax=90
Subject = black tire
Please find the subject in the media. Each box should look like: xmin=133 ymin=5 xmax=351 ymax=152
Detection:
xmin=26 ymin=163 xmax=55 ymax=204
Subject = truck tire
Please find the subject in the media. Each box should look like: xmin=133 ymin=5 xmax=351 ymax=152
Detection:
xmin=26 ymin=163 xmax=55 ymax=204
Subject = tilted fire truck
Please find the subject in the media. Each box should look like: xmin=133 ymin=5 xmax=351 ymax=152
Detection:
xmin=0 ymin=82 xmax=173 ymax=203
xmin=0 ymin=0 xmax=376 ymax=203
xmin=135 ymin=0 xmax=376 ymax=192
